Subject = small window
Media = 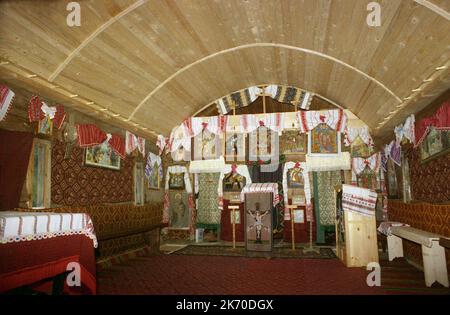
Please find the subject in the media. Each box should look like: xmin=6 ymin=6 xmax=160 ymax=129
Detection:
xmin=134 ymin=162 xmax=144 ymax=205
xmin=26 ymin=139 xmax=51 ymax=209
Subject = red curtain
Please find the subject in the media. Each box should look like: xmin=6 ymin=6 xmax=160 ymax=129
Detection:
xmin=415 ymin=101 xmax=450 ymax=146
xmin=0 ymin=129 xmax=34 ymax=210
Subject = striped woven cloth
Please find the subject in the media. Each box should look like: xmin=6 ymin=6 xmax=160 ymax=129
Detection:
xmin=342 ymin=184 xmax=377 ymax=217
xmin=240 ymin=183 xmax=280 ymax=206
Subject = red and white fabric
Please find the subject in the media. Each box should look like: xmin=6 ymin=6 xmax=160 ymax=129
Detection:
xmin=351 ymin=152 xmax=380 ymax=184
xmin=0 ymin=85 xmax=15 ymax=122
xmin=342 ymin=184 xmax=377 ymax=217
xmin=0 ymin=211 xmax=97 ymax=248
xmin=297 ymin=109 xmax=347 ymax=133
xmin=344 ymin=125 xmax=374 ymax=147
xmin=240 ymin=183 xmax=281 ymax=207
xmin=52 ymin=105 xmax=66 ymax=129
xmin=395 ymin=114 xmax=415 ymax=145
xmin=28 ymin=95 xmax=45 ymax=122
xmin=415 ymin=101 xmax=450 ymax=147
xmin=168 ymin=124 xmax=191 ymax=153
xmin=108 ymin=134 xmax=126 ymax=159
xmin=282 ymin=162 xmax=312 ymax=221
xmin=217 ymin=164 xmax=252 ymax=210
xmin=76 ymin=124 xmax=107 ymax=147
xmin=239 ymin=113 xmax=285 ymax=133
xmin=125 ymin=131 xmax=145 ymax=157
xmin=156 ymin=134 xmax=168 ymax=155
xmin=377 ymin=221 xmax=410 ymax=236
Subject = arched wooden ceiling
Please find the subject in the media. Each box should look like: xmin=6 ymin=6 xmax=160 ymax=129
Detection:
xmin=0 ymin=0 xmax=449 ymax=140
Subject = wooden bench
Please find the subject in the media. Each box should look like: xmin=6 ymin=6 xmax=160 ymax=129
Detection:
xmin=387 ymin=226 xmax=449 ymax=287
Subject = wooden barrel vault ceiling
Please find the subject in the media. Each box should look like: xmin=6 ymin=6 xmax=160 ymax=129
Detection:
xmin=0 ymin=0 xmax=449 ymax=143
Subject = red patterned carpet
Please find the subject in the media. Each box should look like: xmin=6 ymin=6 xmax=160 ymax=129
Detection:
xmin=97 ymin=254 xmax=384 ymax=295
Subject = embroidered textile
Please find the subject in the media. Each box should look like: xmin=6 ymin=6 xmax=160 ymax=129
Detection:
xmin=197 ymin=173 xmax=221 ymax=226
xmin=395 ymin=114 xmax=415 ymax=145
xmin=239 ymin=113 xmax=285 ymax=133
xmin=297 ymin=109 xmax=347 ymax=133
xmin=145 ymin=152 xmax=162 ymax=181
xmin=216 ymin=86 xmax=260 ymax=114
xmin=0 ymin=211 xmax=97 ymax=248
xmin=415 ymin=101 xmax=450 ymax=147
xmin=306 ymin=152 xmax=351 ymax=171
xmin=125 ymin=131 xmax=145 ymax=157
xmin=156 ymin=135 xmax=168 ymax=155
xmin=342 ymin=184 xmax=377 ymax=217
xmin=108 ymin=134 xmax=126 ymax=159
xmin=189 ymin=156 xmax=225 ymax=174
xmin=76 ymin=124 xmax=107 ymax=147
xmin=282 ymin=162 xmax=312 ymax=220
xmin=380 ymin=151 xmax=388 ymax=172
xmin=265 ymin=85 xmax=312 ymax=110
xmin=344 ymin=125 xmax=373 ymax=147
xmin=317 ymin=171 xmax=342 ymax=225
xmin=377 ymin=221 xmax=410 ymax=236
xmin=390 ymin=141 xmax=401 ymax=166
xmin=52 ymin=105 xmax=66 ymax=129
xmin=0 ymin=85 xmax=15 ymax=122
xmin=28 ymin=95 xmax=45 ymax=122
xmin=240 ymin=183 xmax=280 ymax=206
xmin=352 ymin=152 xmax=380 ymax=176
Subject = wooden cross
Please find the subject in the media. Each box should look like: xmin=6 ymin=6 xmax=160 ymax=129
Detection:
xmin=255 ymin=85 xmax=272 ymax=114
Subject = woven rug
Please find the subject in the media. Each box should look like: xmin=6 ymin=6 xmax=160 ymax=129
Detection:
xmin=170 ymin=245 xmax=336 ymax=259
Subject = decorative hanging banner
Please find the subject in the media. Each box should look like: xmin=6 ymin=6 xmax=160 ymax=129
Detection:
xmin=0 ymin=85 xmax=15 ymax=122
xmin=27 ymin=95 xmax=66 ymax=129
xmin=414 ymin=101 xmax=450 ymax=147
xmin=240 ymin=183 xmax=281 ymax=207
xmin=265 ymin=85 xmax=313 ymax=110
xmin=297 ymin=109 xmax=347 ymax=133
xmin=183 ymin=115 xmax=228 ymax=137
xmin=380 ymin=150 xmax=388 ymax=173
xmin=394 ymin=114 xmax=415 ymax=145
xmin=76 ymin=124 xmax=125 ymax=158
xmin=239 ymin=112 xmax=285 ymax=133
xmin=216 ymin=86 xmax=260 ymax=114
xmin=125 ymin=131 xmax=145 ymax=157
xmin=344 ymin=125 xmax=374 ymax=147
xmin=282 ymin=161 xmax=312 ymax=221
xmin=351 ymin=152 xmax=380 ymax=185
xmin=156 ymin=134 xmax=168 ymax=155
xmin=145 ymin=152 xmax=162 ymax=182
xmin=389 ymin=140 xmax=401 ymax=166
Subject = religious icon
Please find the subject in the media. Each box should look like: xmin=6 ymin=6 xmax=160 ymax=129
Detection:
xmin=287 ymin=168 xmax=305 ymax=189
xmin=38 ymin=115 xmax=53 ymax=136
xmin=223 ymin=172 xmax=246 ymax=191
xmin=169 ymin=172 xmax=185 ymax=190
xmin=223 ymin=132 xmax=245 ymax=162
xmin=249 ymin=126 xmax=272 ymax=159
xmin=280 ymin=130 xmax=307 ymax=155
xmin=169 ymin=193 xmax=189 ymax=229
xmin=351 ymin=136 xmax=371 ymax=158
xmin=247 ymin=202 xmax=270 ymax=244
xmin=85 ymin=142 xmax=121 ymax=170
xmin=310 ymin=123 xmax=338 ymax=154
xmin=192 ymin=129 xmax=220 ymax=160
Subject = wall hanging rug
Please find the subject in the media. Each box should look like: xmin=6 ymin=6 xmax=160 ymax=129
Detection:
xmin=316 ymin=171 xmax=342 ymax=226
xmin=342 ymin=184 xmax=377 ymax=217
xmin=196 ymin=173 xmax=221 ymax=228
xmin=0 ymin=85 xmax=15 ymax=122
xmin=282 ymin=162 xmax=312 ymax=221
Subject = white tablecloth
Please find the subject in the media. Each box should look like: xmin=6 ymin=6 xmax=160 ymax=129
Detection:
xmin=0 ymin=211 xmax=97 ymax=247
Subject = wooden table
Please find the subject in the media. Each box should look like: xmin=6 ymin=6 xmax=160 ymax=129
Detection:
xmin=388 ymin=226 xmax=448 ymax=287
